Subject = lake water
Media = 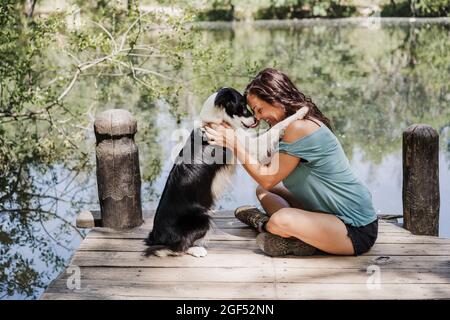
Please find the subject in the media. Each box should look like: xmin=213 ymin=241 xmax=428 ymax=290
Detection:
xmin=2 ymin=19 xmax=450 ymax=299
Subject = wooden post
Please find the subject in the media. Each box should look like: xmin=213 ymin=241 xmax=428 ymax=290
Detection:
xmin=94 ymin=109 xmax=143 ymax=229
xmin=402 ymin=124 xmax=439 ymax=236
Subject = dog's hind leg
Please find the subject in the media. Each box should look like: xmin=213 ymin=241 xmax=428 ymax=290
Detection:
xmin=194 ymin=235 xmax=209 ymax=248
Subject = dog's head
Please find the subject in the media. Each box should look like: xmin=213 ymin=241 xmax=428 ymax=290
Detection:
xmin=200 ymin=87 xmax=259 ymax=129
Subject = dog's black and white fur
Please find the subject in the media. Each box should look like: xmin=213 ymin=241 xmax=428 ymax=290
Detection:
xmin=145 ymin=88 xmax=308 ymax=257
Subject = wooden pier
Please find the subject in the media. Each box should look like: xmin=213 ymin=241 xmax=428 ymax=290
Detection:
xmin=41 ymin=210 xmax=450 ymax=300
xmin=40 ymin=111 xmax=449 ymax=299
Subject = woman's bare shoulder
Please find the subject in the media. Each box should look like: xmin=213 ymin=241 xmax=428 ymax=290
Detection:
xmin=282 ymin=118 xmax=322 ymax=143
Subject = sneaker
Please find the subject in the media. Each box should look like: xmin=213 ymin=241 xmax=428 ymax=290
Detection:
xmin=234 ymin=205 xmax=269 ymax=232
xmin=256 ymin=232 xmax=317 ymax=257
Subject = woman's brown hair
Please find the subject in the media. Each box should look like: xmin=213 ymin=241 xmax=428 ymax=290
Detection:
xmin=244 ymin=68 xmax=333 ymax=132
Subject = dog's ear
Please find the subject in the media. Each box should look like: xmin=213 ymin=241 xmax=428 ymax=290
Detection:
xmin=214 ymin=88 xmax=233 ymax=108
xmin=215 ymin=88 xmax=242 ymax=113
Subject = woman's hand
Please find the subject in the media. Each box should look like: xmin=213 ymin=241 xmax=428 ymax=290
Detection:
xmin=203 ymin=122 xmax=237 ymax=151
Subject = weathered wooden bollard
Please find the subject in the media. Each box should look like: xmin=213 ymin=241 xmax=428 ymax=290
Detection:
xmin=402 ymin=124 xmax=439 ymax=236
xmin=94 ymin=109 xmax=143 ymax=229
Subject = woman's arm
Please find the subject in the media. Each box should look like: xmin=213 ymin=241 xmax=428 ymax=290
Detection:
xmin=203 ymin=122 xmax=305 ymax=190
xmin=233 ymin=139 xmax=300 ymax=190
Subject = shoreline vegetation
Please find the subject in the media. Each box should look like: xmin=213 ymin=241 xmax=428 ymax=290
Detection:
xmin=191 ymin=17 xmax=450 ymax=30
xmin=194 ymin=0 xmax=450 ymax=21
xmin=31 ymin=1 xmax=450 ymax=21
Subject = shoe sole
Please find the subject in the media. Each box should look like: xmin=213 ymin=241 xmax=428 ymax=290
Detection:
xmin=256 ymin=233 xmax=316 ymax=257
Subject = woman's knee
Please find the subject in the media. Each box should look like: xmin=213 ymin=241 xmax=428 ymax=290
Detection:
xmin=255 ymin=185 xmax=267 ymax=200
xmin=266 ymin=209 xmax=293 ymax=238
xmin=256 ymin=184 xmax=282 ymax=200
xmin=269 ymin=208 xmax=295 ymax=230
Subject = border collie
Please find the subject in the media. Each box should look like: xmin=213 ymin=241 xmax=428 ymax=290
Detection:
xmin=145 ymin=88 xmax=308 ymax=257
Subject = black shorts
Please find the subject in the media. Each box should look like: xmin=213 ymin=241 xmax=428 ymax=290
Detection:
xmin=344 ymin=218 xmax=378 ymax=256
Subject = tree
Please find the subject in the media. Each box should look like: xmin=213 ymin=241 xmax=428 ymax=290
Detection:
xmin=0 ymin=0 xmax=219 ymax=298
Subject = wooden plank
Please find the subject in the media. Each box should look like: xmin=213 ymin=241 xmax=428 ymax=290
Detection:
xmin=211 ymin=219 xmax=250 ymax=229
xmin=86 ymin=226 xmax=257 ymax=240
xmin=78 ymin=237 xmax=450 ymax=254
xmin=86 ymin=229 xmax=414 ymax=240
xmin=368 ymin=243 xmax=450 ymax=256
xmin=71 ymin=251 xmax=273 ymax=268
xmin=85 ymin=221 xmax=411 ymax=240
xmin=70 ymin=251 xmax=450 ymax=269
xmin=79 ymin=233 xmax=450 ymax=256
xmin=275 ymin=268 xmax=450 ymax=284
xmin=41 ymin=281 xmax=450 ymax=299
xmin=41 ymin=293 xmax=189 ymax=300
xmin=79 ymin=239 xmax=260 ymax=253
xmin=376 ymin=235 xmax=450 ymax=244
xmin=52 ymin=267 xmax=276 ymax=283
xmin=43 ymin=281 xmax=277 ymax=299
xmin=275 ymin=283 xmax=450 ymax=299
xmin=53 ymin=266 xmax=450 ymax=284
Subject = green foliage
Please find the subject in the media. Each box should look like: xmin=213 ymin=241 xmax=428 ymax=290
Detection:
xmin=0 ymin=0 xmax=246 ymax=299
xmin=381 ymin=0 xmax=450 ymax=17
xmin=254 ymin=0 xmax=357 ymax=19
xmin=416 ymin=0 xmax=450 ymax=16
xmin=196 ymin=0 xmax=235 ymax=21
xmin=0 ymin=1 xmax=88 ymax=296
xmin=189 ymin=0 xmax=450 ymax=19
xmin=381 ymin=0 xmax=413 ymax=17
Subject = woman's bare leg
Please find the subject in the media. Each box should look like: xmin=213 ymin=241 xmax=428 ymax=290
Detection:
xmin=265 ymin=208 xmax=355 ymax=255
xmin=255 ymin=183 xmax=302 ymax=216
xmin=255 ymin=184 xmax=355 ymax=255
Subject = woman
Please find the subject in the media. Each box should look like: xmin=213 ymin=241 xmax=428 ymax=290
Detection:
xmin=204 ymin=68 xmax=378 ymax=257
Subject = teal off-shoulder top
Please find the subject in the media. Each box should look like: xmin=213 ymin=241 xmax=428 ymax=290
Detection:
xmin=276 ymin=123 xmax=377 ymax=227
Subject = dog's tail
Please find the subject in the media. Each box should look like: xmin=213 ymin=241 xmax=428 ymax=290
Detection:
xmin=143 ymin=244 xmax=168 ymax=257
xmin=143 ymin=231 xmax=164 ymax=256
xmin=143 ymin=236 xmax=182 ymax=257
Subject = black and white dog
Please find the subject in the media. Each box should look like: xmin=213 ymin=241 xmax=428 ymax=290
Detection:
xmin=145 ymin=88 xmax=308 ymax=257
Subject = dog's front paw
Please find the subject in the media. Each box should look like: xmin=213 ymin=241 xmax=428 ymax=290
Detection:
xmin=186 ymin=246 xmax=208 ymax=258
